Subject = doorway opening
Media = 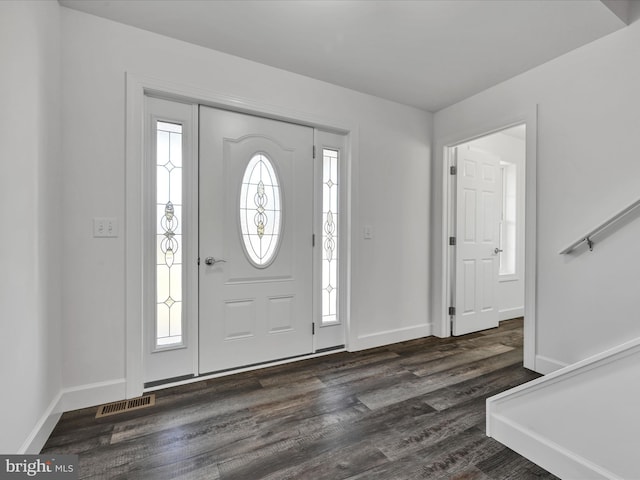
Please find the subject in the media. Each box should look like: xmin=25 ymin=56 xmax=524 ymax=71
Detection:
xmin=140 ymin=96 xmax=349 ymax=388
xmin=446 ymin=124 xmax=526 ymax=337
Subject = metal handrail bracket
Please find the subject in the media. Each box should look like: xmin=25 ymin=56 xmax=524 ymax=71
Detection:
xmin=559 ymin=196 xmax=640 ymax=254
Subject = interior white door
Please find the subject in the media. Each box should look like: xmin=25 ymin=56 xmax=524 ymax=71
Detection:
xmin=453 ymin=145 xmax=501 ymax=335
xmin=199 ymin=107 xmax=314 ymax=374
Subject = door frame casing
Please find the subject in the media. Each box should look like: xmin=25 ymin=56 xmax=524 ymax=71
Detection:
xmin=435 ymin=106 xmax=537 ymax=371
xmin=125 ymin=73 xmax=356 ymax=398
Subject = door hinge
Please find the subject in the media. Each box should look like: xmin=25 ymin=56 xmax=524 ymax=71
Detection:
xmin=449 ymin=236 xmax=456 ymax=246
xmin=312 ymin=323 xmax=315 ymax=335
xmin=313 ymin=145 xmax=316 ymax=159
xmin=448 ymin=306 xmax=456 ymax=316
xmin=197 ymin=257 xmax=200 ymax=265
xmin=312 ymin=233 xmax=316 ymax=247
xmin=450 ymin=165 xmax=457 ymax=175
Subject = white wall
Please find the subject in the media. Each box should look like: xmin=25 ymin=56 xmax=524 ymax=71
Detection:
xmin=60 ymin=8 xmax=432 ymax=394
xmin=434 ymin=13 xmax=640 ymax=371
xmin=0 ymin=1 xmax=62 ymax=453
xmin=465 ymin=131 xmax=526 ymax=319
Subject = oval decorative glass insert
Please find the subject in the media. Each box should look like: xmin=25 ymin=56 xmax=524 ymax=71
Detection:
xmin=240 ymin=153 xmax=282 ymax=267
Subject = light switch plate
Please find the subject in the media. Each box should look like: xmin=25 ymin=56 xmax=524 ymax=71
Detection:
xmin=93 ymin=217 xmax=119 ymax=238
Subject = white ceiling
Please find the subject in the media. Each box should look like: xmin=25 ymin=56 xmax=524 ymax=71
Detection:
xmin=59 ymin=0 xmax=629 ymax=112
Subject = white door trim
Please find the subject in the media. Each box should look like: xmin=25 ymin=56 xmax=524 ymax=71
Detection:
xmin=125 ymin=73 xmax=356 ymax=398
xmin=435 ymin=106 xmax=537 ymax=371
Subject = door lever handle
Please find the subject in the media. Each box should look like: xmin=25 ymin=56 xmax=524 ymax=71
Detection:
xmin=494 ymin=248 xmax=503 ymax=255
xmin=204 ymin=256 xmax=226 ymax=266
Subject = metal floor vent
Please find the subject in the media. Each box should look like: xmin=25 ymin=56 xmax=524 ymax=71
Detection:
xmin=95 ymin=394 xmax=156 ymax=418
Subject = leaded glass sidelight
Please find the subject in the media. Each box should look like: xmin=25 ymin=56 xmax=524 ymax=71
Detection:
xmin=322 ymin=148 xmax=339 ymax=324
xmin=240 ymin=153 xmax=282 ymax=267
xmin=156 ymin=121 xmax=183 ymax=347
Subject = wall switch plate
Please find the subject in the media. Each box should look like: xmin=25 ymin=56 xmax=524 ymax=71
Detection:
xmin=93 ymin=217 xmax=119 ymax=238
xmin=364 ymin=225 xmax=374 ymax=239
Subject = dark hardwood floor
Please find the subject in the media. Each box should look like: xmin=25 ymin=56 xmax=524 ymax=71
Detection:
xmin=42 ymin=318 xmax=558 ymax=479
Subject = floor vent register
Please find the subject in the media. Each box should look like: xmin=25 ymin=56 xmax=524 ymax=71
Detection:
xmin=95 ymin=394 xmax=156 ymax=418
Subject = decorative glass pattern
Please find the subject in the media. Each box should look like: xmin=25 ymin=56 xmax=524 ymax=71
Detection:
xmin=322 ymin=148 xmax=339 ymax=324
xmin=240 ymin=153 xmax=282 ymax=267
xmin=156 ymin=121 xmax=183 ymax=347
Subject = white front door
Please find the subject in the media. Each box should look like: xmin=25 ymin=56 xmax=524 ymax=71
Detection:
xmin=198 ymin=107 xmax=314 ymax=374
xmin=453 ymin=145 xmax=501 ymax=335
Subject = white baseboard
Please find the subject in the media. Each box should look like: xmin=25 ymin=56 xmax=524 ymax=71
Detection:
xmin=19 ymin=378 xmax=129 ymax=454
xmin=488 ymin=414 xmax=618 ymax=480
xmin=19 ymin=392 xmax=63 ymax=454
xmin=535 ymin=354 xmax=569 ymax=375
xmin=350 ymin=324 xmax=432 ymax=351
xmin=487 ymin=338 xmax=640 ymax=479
xmin=57 ymin=378 xmax=127 ymax=413
xmin=499 ymin=306 xmax=524 ymax=321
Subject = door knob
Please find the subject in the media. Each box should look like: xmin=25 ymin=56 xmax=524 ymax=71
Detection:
xmin=204 ymin=256 xmax=226 ymax=266
xmin=494 ymin=248 xmax=503 ymax=255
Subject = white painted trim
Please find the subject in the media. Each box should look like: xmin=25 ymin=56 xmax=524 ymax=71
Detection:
xmin=18 ymin=392 xmax=63 ymax=454
xmin=20 ymin=379 xmax=127 ymax=453
xmin=126 ymin=72 xmax=356 ymax=395
xmin=487 ymin=337 xmax=640 ymax=479
xmin=344 ymin=127 xmax=358 ymax=352
xmin=188 ymin=104 xmax=200 ymax=375
xmin=58 ymin=379 xmax=127 ymax=413
xmin=438 ymin=145 xmax=456 ymax=339
xmin=535 ymin=354 xmax=569 ymax=374
xmin=436 ymin=106 xmax=538 ymax=371
xmin=350 ymin=324 xmax=432 ymax=352
xmin=22 ymin=378 xmax=128 ymax=452
xmin=488 ymin=414 xmax=619 ymax=480
xmin=499 ymin=306 xmax=524 ymax=321
xmin=129 ymin=74 xmax=353 ymax=133
xmin=523 ymin=108 xmax=538 ymax=372
xmin=489 ymin=336 xmax=640 ymax=407
xmin=126 ymin=74 xmax=146 ymax=399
